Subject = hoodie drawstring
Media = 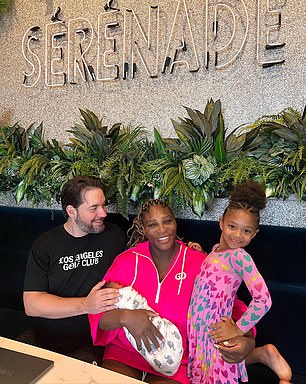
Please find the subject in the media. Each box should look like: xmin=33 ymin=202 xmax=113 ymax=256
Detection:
xmin=175 ymin=246 xmax=187 ymax=295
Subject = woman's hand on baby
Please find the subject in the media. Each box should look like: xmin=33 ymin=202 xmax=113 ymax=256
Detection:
xmin=121 ymin=309 xmax=164 ymax=353
xmin=187 ymin=242 xmax=204 ymax=253
xmin=209 ymin=316 xmax=244 ymax=342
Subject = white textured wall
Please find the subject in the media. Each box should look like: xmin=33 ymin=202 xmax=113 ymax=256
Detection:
xmin=0 ymin=0 xmax=305 ymax=143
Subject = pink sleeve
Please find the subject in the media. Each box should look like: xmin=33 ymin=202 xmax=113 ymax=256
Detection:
xmin=231 ymin=249 xmax=272 ymax=334
xmin=232 ymin=297 xmax=256 ymax=337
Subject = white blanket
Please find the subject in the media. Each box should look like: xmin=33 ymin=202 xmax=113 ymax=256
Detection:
xmin=115 ymin=286 xmax=183 ymax=376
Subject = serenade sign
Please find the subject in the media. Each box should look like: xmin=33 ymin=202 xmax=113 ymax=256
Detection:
xmin=21 ymin=0 xmax=286 ymax=88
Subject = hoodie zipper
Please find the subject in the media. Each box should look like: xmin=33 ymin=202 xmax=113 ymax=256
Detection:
xmin=155 ymin=244 xmax=183 ymax=303
xmin=133 ymin=243 xmax=186 ymax=304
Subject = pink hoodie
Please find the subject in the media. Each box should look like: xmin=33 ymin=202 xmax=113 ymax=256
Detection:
xmin=89 ymin=240 xmax=205 ymax=384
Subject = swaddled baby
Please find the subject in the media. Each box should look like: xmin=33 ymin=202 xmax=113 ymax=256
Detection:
xmin=106 ymin=282 xmax=183 ymax=376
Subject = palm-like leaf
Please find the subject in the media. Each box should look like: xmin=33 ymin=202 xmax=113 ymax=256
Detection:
xmin=99 ymin=125 xmax=146 ymax=216
xmin=171 ymin=99 xmax=227 ymax=164
xmin=67 ymin=109 xmax=123 ymax=164
xmin=142 ymin=148 xmax=194 ymax=210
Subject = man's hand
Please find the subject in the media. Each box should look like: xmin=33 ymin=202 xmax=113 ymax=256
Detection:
xmin=84 ymin=280 xmax=120 ymax=314
xmin=209 ymin=316 xmax=244 ymax=342
xmin=121 ymin=309 xmax=164 ymax=353
xmin=214 ymin=331 xmax=255 ymax=364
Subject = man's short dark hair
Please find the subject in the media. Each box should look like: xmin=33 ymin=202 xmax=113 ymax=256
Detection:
xmin=61 ymin=176 xmax=105 ymax=219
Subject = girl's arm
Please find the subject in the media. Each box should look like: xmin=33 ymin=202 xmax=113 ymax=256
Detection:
xmin=209 ymin=249 xmax=271 ymax=342
xmin=233 ymin=249 xmax=272 ymax=333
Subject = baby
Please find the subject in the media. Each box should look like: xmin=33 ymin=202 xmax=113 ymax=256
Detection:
xmin=105 ymin=282 xmax=183 ymax=376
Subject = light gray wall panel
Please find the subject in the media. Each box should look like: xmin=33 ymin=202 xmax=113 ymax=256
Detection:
xmin=0 ymin=0 xmax=305 ymax=142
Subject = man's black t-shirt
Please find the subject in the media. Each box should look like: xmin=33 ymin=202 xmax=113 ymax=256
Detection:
xmin=24 ymin=223 xmax=127 ymax=353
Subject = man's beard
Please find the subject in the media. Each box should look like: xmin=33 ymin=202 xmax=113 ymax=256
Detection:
xmin=75 ymin=214 xmax=105 ymax=234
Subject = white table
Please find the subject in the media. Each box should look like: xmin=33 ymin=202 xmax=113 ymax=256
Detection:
xmin=0 ymin=337 xmax=144 ymax=383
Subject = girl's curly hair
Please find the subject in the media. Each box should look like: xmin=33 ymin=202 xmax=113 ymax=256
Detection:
xmin=223 ymin=180 xmax=267 ymax=226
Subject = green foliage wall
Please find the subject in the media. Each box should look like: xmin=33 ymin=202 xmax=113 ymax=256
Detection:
xmin=0 ymin=100 xmax=305 ymax=218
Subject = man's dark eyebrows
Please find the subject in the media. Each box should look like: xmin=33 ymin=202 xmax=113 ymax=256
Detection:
xmin=88 ymin=203 xmax=99 ymax=209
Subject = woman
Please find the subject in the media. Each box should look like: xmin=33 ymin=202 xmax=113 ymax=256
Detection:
xmin=88 ymin=199 xmax=254 ymax=384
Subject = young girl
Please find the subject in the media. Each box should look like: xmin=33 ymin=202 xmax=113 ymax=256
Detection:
xmin=188 ymin=180 xmax=272 ymax=384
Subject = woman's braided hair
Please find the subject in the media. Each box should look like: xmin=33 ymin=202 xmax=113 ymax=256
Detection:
xmin=127 ymin=199 xmax=176 ymax=248
xmin=223 ymin=180 xmax=267 ymax=227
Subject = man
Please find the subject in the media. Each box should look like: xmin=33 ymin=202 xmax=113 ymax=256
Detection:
xmin=23 ymin=176 xmax=127 ymax=363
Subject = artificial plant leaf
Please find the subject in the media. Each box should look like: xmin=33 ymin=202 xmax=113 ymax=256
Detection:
xmin=243 ymin=126 xmax=261 ymax=148
xmin=209 ymin=99 xmax=222 ymax=135
xmin=171 ymin=119 xmax=187 ymax=142
xmin=273 ymin=128 xmax=299 ymax=143
xmin=191 ymin=187 xmax=211 ymax=217
xmin=291 ymin=122 xmax=306 ymax=140
xmin=68 ymin=138 xmax=86 ymax=151
xmin=214 ymin=130 xmax=227 ymax=164
xmin=282 ymin=110 xmax=299 ymax=128
xmin=204 ymin=98 xmax=214 ymax=121
xmin=130 ymin=184 xmax=140 ymax=202
xmin=171 ymin=119 xmax=198 ymax=141
xmin=68 ymin=124 xmax=94 ymax=145
xmin=79 ymin=108 xmax=103 ymax=132
xmin=153 ymin=128 xmax=167 ymax=155
xmin=107 ymin=123 xmax=122 ymax=141
xmin=198 ymin=109 xmax=214 ymax=138
xmin=20 ymin=154 xmax=50 ymax=183
xmin=186 ymin=137 xmax=212 ymax=156
xmin=14 ymin=178 xmax=27 ymax=203
xmin=244 ymin=135 xmax=267 ymax=151
xmin=226 ymin=132 xmax=246 ymax=153
xmin=28 ymin=123 xmax=45 ymax=149
xmin=184 ymin=106 xmax=210 ymax=138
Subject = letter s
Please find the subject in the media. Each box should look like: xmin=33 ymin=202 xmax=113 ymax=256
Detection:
xmin=21 ymin=26 xmax=42 ymax=87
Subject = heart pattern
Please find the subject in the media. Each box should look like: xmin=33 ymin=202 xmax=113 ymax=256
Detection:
xmin=254 ymin=282 xmax=263 ymax=291
xmin=221 ymin=369 xmax=228 ymax=378
xmin=221 ymin=263 xmax=230 ymax=271
xmin=230 ymin=365 xmax=236 ymax=374
xmin=224 ymin=275 xmax=231 ymax=284
xmin=188 ymin=246 xmax=271 ymax=384
xmin=251 ymin=313 xmax=260 ymax=321
xmin=235 ymin=259 xmax=243 ymax=268
xmin=241 ymin=318 xmax=250 ymax=326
